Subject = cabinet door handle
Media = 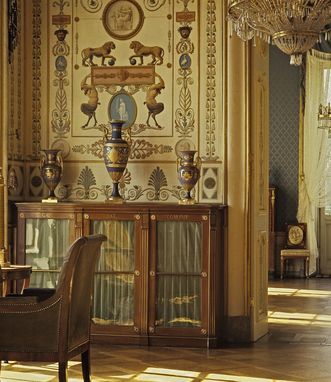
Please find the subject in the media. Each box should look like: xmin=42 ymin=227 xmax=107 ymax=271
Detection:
xmin=134 ymin=270 xmax=140 ymax=276
xmin=149 ymin=271 xmax=155 ymax=277
xmin=201 ymin=272 xmax=207 ymax=278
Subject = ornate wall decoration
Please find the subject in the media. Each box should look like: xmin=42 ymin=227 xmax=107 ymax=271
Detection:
xmin=29 ymin=165 xmax=44 ymax=197
xmin=16 ymin=0 xmax=22 ymax=159
xmin=81 ymin=41 xmax=116 ymax=67
xmin=257 ymin=231 xmax=268 ymax=317
xmin=175 ymin=67 xmax=194 ymax=137
xmin=102 ymin=0 xmax=144 ymax=40
xmin=91 ymin=65 xmax=155 ymax=86
xmin=126 ymin=167 xmax=182 ymax=201
xmin=63 ymin=166 xmax=100 ymax=200
xmin=31 ymin=0 xmax=42 ymax=159
xmin=51 ymin=9 xmax=71 ymax=138
xmin=9 ymin=54 xmax=15 ymax=160
xmin=53 ymin=0 xmax=70 ymax=13
xmin=175 ymin=3 xmax=195 ymax=138
xmin=39 ymin=0 xmax=224 ymax=203
xmin=258 ymin=76 xmax=267 ymax=211
xmin=80 ymin=74 xmax=100 ymax=128
xmin=204 ymin=0 xmax=218 ymax=160
xmin=201 ymin=167 xmax=218 ymax=200
xmin=72 ymin=137 xmax=172 ymax=159
xmin=144 ymin=0 xmax=166 ymax=12
xmin=129 ymin=41 xmax=164 ymax=65
xmin=80 ymin=0 xmax=103 ymax=13
xmin=8 ymin=0 xmax=18 ymax=64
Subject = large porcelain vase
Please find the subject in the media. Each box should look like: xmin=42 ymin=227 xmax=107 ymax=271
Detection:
xmin=40 ymin=149 xmax=63 ymax=202
xmin=177 ymin=150 xmax=201 ymax=204
xmin=103 ymin=120 xmax=130 ymax=203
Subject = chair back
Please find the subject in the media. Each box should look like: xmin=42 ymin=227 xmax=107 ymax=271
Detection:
xmin=55 ymin=234 xmax=106 ymax=353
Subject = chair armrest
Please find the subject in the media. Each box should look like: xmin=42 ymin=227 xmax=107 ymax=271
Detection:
xmin=22 ymin=288 xmax=56 ymax=302
xmin=0 ymin=295 xmax=38 ymax=303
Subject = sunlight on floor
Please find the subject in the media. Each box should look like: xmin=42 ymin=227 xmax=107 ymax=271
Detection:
xmin=268 ymin=286 xmax=331 ymax=326
xmin=268 ymin=287 xmax=331 ymax=298
xmin=0 ymin=363 xmax=299 ymax=382
xmin=0 ymin=361 xmax=82 ymax=382
xmin=109 ymin=368 xmax=297 ymax=382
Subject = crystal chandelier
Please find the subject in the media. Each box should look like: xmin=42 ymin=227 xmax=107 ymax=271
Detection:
xmin=228 ymin=0 xmax=331 ymax=66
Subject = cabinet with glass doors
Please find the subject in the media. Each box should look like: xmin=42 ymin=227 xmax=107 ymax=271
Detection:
xmin=16 ymin=202 xmax=226 ymax=348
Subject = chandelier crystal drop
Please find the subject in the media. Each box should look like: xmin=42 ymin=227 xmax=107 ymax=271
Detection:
xmin=228 ymin=0 xmax=331 ymax=66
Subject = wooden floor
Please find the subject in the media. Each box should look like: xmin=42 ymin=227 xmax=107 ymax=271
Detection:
xmin=2 ymin=277 xmax=331 ymax=381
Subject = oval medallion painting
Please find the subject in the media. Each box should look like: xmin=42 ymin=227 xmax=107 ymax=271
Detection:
xmin=102 ymin=0 xmax=144 ymax=40
xmin=108 ymin=91 xmax=137 ymax=129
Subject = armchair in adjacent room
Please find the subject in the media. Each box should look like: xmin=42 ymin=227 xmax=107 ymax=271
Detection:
xmin=0 ymin=234 xmax=106 ymax=382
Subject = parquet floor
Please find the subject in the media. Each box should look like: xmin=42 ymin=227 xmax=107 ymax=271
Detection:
xmin=2 ymin=278 xmax=331 ymax=381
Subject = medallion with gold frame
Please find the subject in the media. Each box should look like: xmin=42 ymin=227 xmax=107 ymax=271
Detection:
xmin=285 ymin=222 xmax=307 ymax=249
xmin=102 ymin=0 xmax=144 ymax=40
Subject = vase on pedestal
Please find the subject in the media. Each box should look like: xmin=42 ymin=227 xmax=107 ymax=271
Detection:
xmin=40 ymin=149 xmax=63 ymax=203
xmin=177 ymin=150 xmax=201 ymax=205
xmin=103 ymin=120 xmax=130 ymax=203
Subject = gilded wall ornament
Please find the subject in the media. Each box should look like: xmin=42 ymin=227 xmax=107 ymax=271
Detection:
xmin=80 ymin=74 xmax=99 ymax=128
xmin=51 ymin=71 xmax=71 ymax=137
xmin=129 ymin=41 xmax=164 ymax=65
xmin=52 ymin=0 xmax=70 ymax=13
xmin=145 ymin=73 xmax=165 ymax=128
xmin=58 ymin=166 xmax=100 ymax=200
xmin=203 ymin=0 xmax=218 ymax=160
xmin=126 ymin=167 xmax=182 ymax=201
xmin=81 ymin=41 xmax=116 ymax=66
xmin=8 ymin=0 xmax=18 ymax=64
xmin=73 ymin=137 xmax=172 ymax=160
xmin=32 ymin=0 xmax=42 ymax=158
xmin=102 ymin=0 xmax=144 ymax=40
xmin=175 ymin=67 xmax=194 ymax=137
xmin=80 ymin=0 xmax=103 ymax=13
xmin=144 ymin=0 xmax=166 ymax=11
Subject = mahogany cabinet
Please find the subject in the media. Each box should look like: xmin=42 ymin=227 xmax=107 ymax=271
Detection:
xmin=16 ymin=202 xmax=227 ymax=348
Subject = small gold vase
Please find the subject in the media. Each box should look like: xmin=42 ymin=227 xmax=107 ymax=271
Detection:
xmin=177 ymin=150 xmax=201 ymax=205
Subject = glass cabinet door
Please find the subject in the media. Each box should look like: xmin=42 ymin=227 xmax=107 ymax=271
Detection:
xmin=155 ymin=220 xmax=203 ymax=329
xmin=90 ymin=220 xmax=135 ymax=326
xmin=25 ymin=218 xmax=70 ymax=288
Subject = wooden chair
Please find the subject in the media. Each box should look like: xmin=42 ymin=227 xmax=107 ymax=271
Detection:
xmin=0 ymin=234 xmax=106 ymax=382
xmin=280 ymin=223 xmax=310 ymax=279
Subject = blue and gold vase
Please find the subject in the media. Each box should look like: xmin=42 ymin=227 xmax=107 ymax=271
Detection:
xmin=40 ymin=149 xmax=63 ymax=203
xmin=177 ymin=150 xmax=201 ymax=205
xmin=103 ymin=120 xmax=130 ymax=203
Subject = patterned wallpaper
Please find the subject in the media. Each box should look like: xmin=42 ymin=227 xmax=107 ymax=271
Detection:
xmin=269 ymin=46 xmax=300 ymax=232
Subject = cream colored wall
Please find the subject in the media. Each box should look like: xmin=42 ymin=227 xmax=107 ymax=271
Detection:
xmin=5 ymin=0 xmax=270 ymax=342
xmin=8 ymin=0 xmax=224 ymax=204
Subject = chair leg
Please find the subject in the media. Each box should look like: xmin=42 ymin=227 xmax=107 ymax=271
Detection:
xmin=58 ymin=361 xmax=68 ymax=382
xmin=81 ymin=349 xmax=91 ymax=382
